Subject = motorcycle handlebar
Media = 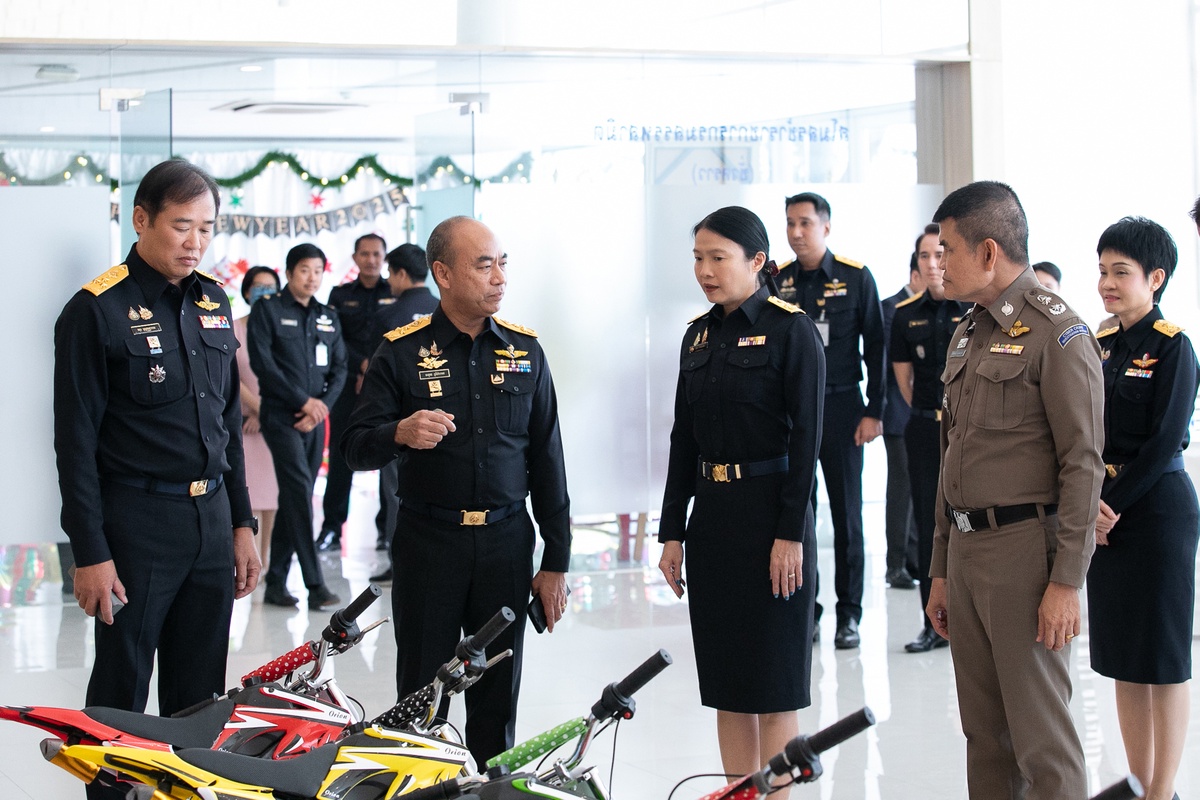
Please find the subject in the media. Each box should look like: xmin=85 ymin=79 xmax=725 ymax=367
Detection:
xmin=614 ymin=649 xmax=672 ymax=698
xmin=798 ymin=707 xmax=876 ymax=757
xmin=334 ymin=583 xmax=382 ymax=627
xmin=464 ymin=607 xmax=515 ymax=653
xmin=241 ymin=642 xmax=318 ymax=686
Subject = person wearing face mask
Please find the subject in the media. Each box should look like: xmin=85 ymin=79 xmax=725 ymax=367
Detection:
xmin=249 ymin=243 xmax=347 ymax=611
xmin=1088 ymin=216 xmax=1198 ymax=800
xmin=658 ymin=206 xmax=825 ymax=784
xmin=235 ymin=266 xmax=281 ymax=571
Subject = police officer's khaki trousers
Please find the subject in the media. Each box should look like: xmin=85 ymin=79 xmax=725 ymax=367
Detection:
xmin=947 ymin=516 xmax=1087 ymax=800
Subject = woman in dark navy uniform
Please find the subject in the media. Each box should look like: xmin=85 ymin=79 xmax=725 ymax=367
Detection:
xmin=1088 ymin=216 xmax=1199 ymax=800
xmin=658 ymin=206 xmax=825 ymax=779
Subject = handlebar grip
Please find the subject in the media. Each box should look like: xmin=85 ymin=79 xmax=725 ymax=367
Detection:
xmin=1089 ymin=776 xmax=1144 ymax=800
xmin=804 ymin=707 xmax=876 ymax=755
xmin=614 ymin=649 xmax=673 ymax=698
xmin=464 ymin=607 xmax=516 ymax=652
xmin=241 ymin=642 xmax=318 ymax=685
xmin=339 ymin=584 xmax=382 ymax=624
xmin=395 ymin=778 xmax=466 ymax=800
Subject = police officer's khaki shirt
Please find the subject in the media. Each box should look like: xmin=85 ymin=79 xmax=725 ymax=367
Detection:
xmin=932 ymin=268 xmax=1104 ymax=589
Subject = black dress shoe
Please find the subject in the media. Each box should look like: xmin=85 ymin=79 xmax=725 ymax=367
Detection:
xmin=316 ymin=528 xmax=341 ymax=551
xmin=886 ymin=569 xmax=917 ymax=589
xmin=834 ymin=619 xmax=860 ymax=649
xmin=375 ymin=537 xmax=389 ymax=552
xmin=905 ymin=628 xmax=949 ymax=653
xmin=307 ymin=586 xmax=342 ymax=611
xmin=369 ymin=567 xmax=393 ymax=584
xmin=264 ymin=586 xmax=299 ymax=607
xmin=812 ymin=627 xmax=820 ymax=644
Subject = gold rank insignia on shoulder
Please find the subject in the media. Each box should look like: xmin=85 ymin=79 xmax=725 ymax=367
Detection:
xmin=494 ymin=316 xmax=538 ymax=337
xmin=195 ymin=294 xmax=221 ymax=311
xmin=767 ymin=296 xmax=803 ymax=313
xmin=1007 ymin=320 xmax=1031 ymax=338
xmin=687 ymin=310 xmax=709 ymax=324
xmin=83 ymin=264 xmax=129 ymax=296
xmin=834 ymin=254 xmax=864 ymax=269
xmin=194 ymin=269 xmax=224 ymax=285
xmin=1096 ymin=325 xmax=1120 ymax=339
xmin=990 ymin=343 xmax=1024 ymax=355
xmin=384 ymin=315 xmax=432 ymax=341
xmin=895 ymin=291 xmax=923 ymax=308
xmin=418 ymin=341 xmax=448 ymax=370
xmin=1132 ymin=353 xmax=1159 ymax=368
xmin=1154 ymin=319 xmax=1184 ymax=338
xmin=495 ymin=344 xmax=529 ymax=360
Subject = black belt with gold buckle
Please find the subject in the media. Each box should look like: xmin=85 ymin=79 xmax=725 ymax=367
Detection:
xmin=912 ymin=408 xmax=942 ymax=421
xmin=108 ymin=474 xmax=224 ymax=497
xmin=1106 ymin=455 xmax=1184 ymax=478
xmin=400 ymin=499 xmax=525 ymax=526
xmin=699 ymin=455 xmax=789 ymax=483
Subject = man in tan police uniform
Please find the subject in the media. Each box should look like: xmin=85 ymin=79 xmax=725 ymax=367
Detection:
xmin=925 ymin=181 xmax=1104 ymax=799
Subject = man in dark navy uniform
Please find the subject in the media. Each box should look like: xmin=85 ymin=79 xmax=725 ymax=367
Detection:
xmin=319 ymin=233 xmax=392 ymax=551
xmin=890 ymin=224 xmax=968 ymax=652
xmin=776 ymin=192 xmax=885 ymax=649
xmin=53 ymin=159 xmax=261 ymax=794
xmin=249 ymin=243 xmax=347 ymax=610
xmin=343 ymin=216 xmax=570 ymax=765
xmin=369 ymin=243 xmax=439 ymax=582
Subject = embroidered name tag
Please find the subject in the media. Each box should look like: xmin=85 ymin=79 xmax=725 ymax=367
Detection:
xmin=199 ymin=315 xmax=230 ymax=329
xmin=281 ymin=317 xmax=299 ymax=327
xmin=1057 ymin=324 xmax=1090 ymax=348
xmin=130 ymin=323 xmax=162 ymax=336
xmin=418 ymin=369 xmax=451 ymax=381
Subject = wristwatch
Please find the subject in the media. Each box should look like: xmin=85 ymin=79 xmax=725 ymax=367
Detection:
xmin=235 ymin=517 xmax=260 ymax=535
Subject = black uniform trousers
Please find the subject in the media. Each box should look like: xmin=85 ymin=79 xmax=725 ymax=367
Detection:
xmin=883 ymin=432 xmax=918 ymax=576
xmin=905 ymin=414 xmax=941 ymax=630
xmin=811 ymin=387 xmax=866 ymax=623
xmin=261 ymin=405 xmax=327 ymax=590
xmin=376 ymin=461 xmax=400 ymax=552
xmin=392 ymin=506 xmax=534 ymax=766
xmin=320 ymin=386 xmax=358 ymax=536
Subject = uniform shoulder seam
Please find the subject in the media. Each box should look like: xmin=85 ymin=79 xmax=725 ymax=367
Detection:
xmin=82 ymin=264 xmax=129 ymax=296
xmin=687 ymin=309 xmax=710 ymax=324
xmin=384 ymin=315 xmax=432 ymax=341
xmin=895 ymin=291 xmax=924 ymax=309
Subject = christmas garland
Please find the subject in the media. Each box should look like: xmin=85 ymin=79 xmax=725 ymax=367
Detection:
xmin=0 ymin=150 xmax=534 ymax=192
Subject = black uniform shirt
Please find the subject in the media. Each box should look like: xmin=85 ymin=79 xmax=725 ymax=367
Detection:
xmin=1096 ymin=305 xmax=1199 ymax=513
xmin=371 ymin=286 xmax=439 ymax=345
xmin=341 ymin=306 xmax=571 ymax=572
xmin=54 ymin=245 xmax=252 ymax=566
xmin=889 ymin=291 xmax=969 ymax=411
xmin=247 ymin=286 xmax=347 ymax=412
xmin=658 ymin=288 xmax=826 ymax=544
xmin=328 ymin=277 xmax=396 ymax=369
xmin=775 ymin=250 xmax=885 ymax=418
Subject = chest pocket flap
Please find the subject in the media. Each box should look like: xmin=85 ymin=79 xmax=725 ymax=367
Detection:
xmin=972 ymin=356 xmax=1027 ymax=430
xmin=941 ymin=354 xmax=969 ymax=385
xmin=124 ymin=336 xmax=187 ymax=405
xmin=681 ymin=349 xmax=711 ymax=404
xmin=494 ymin=375 xmax=534 ymax=434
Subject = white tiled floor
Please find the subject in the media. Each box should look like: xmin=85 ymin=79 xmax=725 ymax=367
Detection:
xmin=1 ymin=474 xmax=1197 ymax=799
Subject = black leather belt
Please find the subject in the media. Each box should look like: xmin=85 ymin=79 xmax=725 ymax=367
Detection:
xmin=1106 ymin=455 xmax=1184 ymax=478
xmin=912 ymin=408 xmax=942 ymax=421
xmin=400 ymin=499 xmax=525 ymax=526
xmin=947 ymin=502 xmax=1057 ymax=533
xmin=824 ymin=383 xmax=858 ymax=395
xmin=699 ymin=456 xmax=788 ymax=483
xmin=108 ymin=474 xmax=224 ymax=497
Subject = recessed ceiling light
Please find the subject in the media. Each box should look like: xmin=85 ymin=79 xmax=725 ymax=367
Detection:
xmin=240 ymin=65 xmax=263 ymax=73
xmin=36 ymin=64 xmax=79 ymax=82
xmin=39 ymin=125 xmax=55 ymax=133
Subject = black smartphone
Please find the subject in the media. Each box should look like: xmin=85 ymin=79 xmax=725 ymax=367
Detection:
xmin=528 ymin=586 xmax=571 ymax=634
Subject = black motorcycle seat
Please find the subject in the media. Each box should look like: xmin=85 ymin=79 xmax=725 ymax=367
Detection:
xmin=178 ymin=741 xmax=339 ymax=796
xmin=85 ymin=699 xmax=235 ymax=750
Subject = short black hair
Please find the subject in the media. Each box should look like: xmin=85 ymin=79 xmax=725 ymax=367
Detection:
xmin=914 ymin=222 xmax=940 ymax=255
xmin=909 ymin=250 xmax=919 ymax=275
xmin=133 ymin=158 xmax=220 ymax=224
xmin=1032 ymin=261 xmax=1062 ymax=285
xmin=240 ymin=265 xmax=280 ymax=302
xmin=784 ymin=192 xmax=831 ymax=222
xmin=1190 ymin=196 xmax=1200 ymax=223
xmin=286 ymin=242 xmax=326 ymax=273
xmin=426 ymin=216 xmax=473 ymax=270
xmin=355 ymin=233 xmax=386 ymax=253
xmin=1096 ymin=216 xmax=1177 ymax=303
xmin=932 ymin=181 xmax=1029 ymax=266
xmin=387 ymin=243 xmax=429 ymax=282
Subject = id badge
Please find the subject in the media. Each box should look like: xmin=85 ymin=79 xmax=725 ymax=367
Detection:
xmin=815 ymin=320 xmax=831 ymax=347
xmin=315 ymin=343 xmax=329 ymax=367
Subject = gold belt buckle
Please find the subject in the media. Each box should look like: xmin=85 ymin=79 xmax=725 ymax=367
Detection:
xmin=935 ymin=409 xmax=943 ymax=422
xmin=710 ymin=464 xmax=730 ymax=483
xmin=189 ymin=479 xmax=209 ymax=497
xmin=1105 ymin=464 xmax=1120 ymax=478
xmin=461 ymin=510 xmax=488 ymax=526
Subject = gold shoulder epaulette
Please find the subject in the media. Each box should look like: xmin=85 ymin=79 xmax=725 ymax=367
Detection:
xmin=1154 ymin=319 xmax=1184 ymax=338
xmin=834 ymin=254 xmax=864 ymax=269
xmin=688 ymin=309 xmax=710 ymax=324
xmin=768 ymin=296 xmax=804 ymax=314
xmin=194 ymin=269 xmax=224 ymax=286
xmin=384 ymin=315 xmax=432 ymax=341
xmin=82 ymin=264 xmax=129 ymax=296
xmin=494 ymin=316 xmax=538 ymax=337
xmin=1095 ymin=325 xmax=1120 ymax=339
xmin=895 ymin=291 xmax=924 ymax=309
xmin=777 ymin=259 xmax=795 ymax=271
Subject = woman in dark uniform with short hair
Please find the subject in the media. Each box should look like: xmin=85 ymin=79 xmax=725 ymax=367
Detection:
xmin=658 ymin=206 xmax=825 ymax=780
xmin=1088 ymin=216 xmax=1199 ymax=800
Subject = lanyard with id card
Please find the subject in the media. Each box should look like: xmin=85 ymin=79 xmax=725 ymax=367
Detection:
xmin=315 ymin=343 xmax=329 ymax=367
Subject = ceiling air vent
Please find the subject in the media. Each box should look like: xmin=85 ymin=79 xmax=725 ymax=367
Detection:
xmin=212 ymin=101 xmax=366 ymax=115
